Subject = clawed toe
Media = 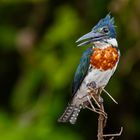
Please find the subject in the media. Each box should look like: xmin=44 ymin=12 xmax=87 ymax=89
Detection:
xmin=87 ymin=81 xmax=96 ymax=90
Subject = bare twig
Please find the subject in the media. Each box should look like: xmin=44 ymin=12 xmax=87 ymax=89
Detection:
xmin=103 ymin=127 xmax=123 ymax=137
xmin=97 ymin=103 xmax=106 ymax=140
xmin=88 ymin=87 xmax=123 ymax=140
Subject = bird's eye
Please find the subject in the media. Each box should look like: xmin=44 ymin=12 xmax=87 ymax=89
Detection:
xmin=102 ymin=27 xmax=109 ymax=33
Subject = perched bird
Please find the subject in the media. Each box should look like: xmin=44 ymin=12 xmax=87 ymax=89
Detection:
xmin=58 ymin=14 xmax=120 ymax=124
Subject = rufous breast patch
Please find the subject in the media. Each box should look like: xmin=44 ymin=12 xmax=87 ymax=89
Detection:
xmin=90 ymin=46 xmax=119 ymax=71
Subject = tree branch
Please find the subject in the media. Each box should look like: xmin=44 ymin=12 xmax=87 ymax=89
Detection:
xmin=88 ymin=88 xmax=123 ymax=140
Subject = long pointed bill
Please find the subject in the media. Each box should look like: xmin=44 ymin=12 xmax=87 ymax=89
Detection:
xmin=76 ymin=31 xmax=107 ymax=47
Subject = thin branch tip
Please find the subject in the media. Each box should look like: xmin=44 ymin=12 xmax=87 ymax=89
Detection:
xmin=103 ymin=127 xmax=123 ymax=137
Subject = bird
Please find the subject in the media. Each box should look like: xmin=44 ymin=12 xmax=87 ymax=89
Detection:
xmin=58 ymin=14 xmax=120 ymax=124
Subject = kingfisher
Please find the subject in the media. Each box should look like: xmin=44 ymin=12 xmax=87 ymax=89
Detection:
xmin=58 ymin=14 xmax=120 ymax=124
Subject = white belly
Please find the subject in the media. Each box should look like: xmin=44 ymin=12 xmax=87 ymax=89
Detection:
xmin=78 ymin=68 xmax=113 ymax=97
xmin=72 ymin=65 xmax=117 ymax=106
xmin=84 ymin=68 xmax=113 ymax=88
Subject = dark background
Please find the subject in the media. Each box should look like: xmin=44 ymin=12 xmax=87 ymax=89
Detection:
xmin=0 ymin=0 xmax=140 ymax=140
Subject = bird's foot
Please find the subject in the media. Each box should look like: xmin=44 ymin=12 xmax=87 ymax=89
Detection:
xmin=87 ymin=81 xmax=96 ymax=90
xmin=87 ymin=81 xmax=99 ymax=95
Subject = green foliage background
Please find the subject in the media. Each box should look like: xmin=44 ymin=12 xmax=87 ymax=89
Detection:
xmin=0 ymin=0 xmax=140 ymax=140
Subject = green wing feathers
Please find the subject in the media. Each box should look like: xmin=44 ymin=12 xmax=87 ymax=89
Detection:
xmin=72 ymin=47 xmax=93 ymax=95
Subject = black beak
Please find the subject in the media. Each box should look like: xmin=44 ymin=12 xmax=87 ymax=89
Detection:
xmin=76 ymin=31 xmax=107 ymax=46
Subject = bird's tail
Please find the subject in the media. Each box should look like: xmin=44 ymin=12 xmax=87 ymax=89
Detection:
xmin=58 ymin=104 xmax=81 ymax=124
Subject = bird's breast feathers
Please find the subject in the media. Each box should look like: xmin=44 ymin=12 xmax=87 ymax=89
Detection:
xmin=90 ymin=45 xmax=119 ymax=71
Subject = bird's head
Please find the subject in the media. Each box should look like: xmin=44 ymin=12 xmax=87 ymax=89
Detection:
xmin=76 ymin=14 xmax=117 ymax=47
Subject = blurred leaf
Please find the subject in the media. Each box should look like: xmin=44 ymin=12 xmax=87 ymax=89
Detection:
xmin=0 ymin=25 xmax=17 ymax=50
